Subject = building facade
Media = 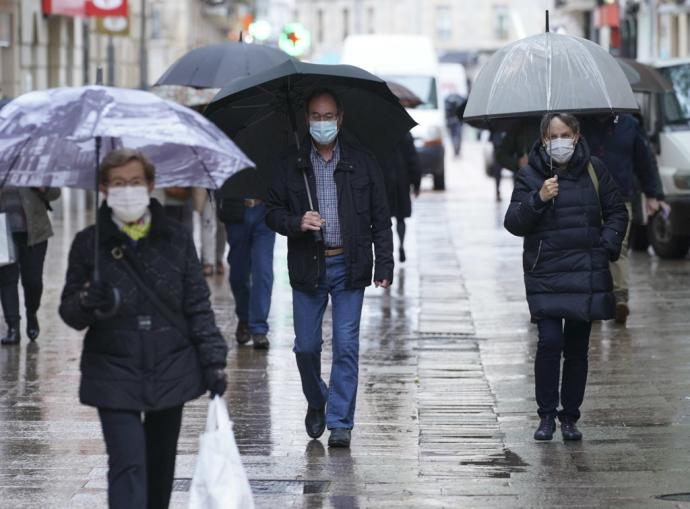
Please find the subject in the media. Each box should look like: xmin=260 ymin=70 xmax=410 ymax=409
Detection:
xmin=0 ymin=0 xmax=233 ymax=99
xmin=293 ymin=0 xmax=556 ymax=62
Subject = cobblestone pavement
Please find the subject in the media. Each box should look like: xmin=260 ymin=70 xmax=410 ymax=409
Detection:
xmin=1 ymin=141 xmax=690 ymax=508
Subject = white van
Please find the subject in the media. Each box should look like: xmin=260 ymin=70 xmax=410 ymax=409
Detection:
xmin=341 ymin=34 xmax=447 ymax=190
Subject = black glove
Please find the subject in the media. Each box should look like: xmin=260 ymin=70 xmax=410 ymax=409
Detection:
xmin=79 ymin=281 xmax=116 ymax=312
xmin=204 ymin=366 xmax=227 ymax=397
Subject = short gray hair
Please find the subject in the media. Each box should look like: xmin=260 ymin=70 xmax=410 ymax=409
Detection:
xmin=540 ymin=112 xmax=580 ymax=139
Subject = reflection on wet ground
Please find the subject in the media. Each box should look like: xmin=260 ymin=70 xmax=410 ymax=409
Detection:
xmin=1 ymin=141 xmax=690 ymax=507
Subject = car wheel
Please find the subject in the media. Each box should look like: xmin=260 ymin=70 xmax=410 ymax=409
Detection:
xmin=648 ymin=212 xmax=690 ymax=259
xmin=629 ymin=223 xmax=649 ymax=252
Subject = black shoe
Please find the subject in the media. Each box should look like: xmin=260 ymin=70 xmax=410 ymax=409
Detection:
xmin=560 ymin=420 xmax=583 ymax=441
xmin=328 ymin=428 xmax=351 ymax=448
xmin=26 ymin=314 xmax=40 ymax=342
xmin=235 ymin=321 xmax=251 ymax=345
xmin=252 ymin=334 xmax=269 ymax=350
xmin=614 ymin=302 xmax=629 ymax=325
xmin=1 ymin=323 xmax=21 ymax=345
xmin=305 ymin=406 xmax=326 ymax=439
xmin=399 ymin=247 xmax=406 ymax=263
xmin=533 ymin=417 xmax=556 ymax=441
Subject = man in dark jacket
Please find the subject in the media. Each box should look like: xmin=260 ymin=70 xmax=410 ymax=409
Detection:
xmin=266 ymin=88 xmax=394 ymax=448
xmin=581 ymin=114 xmax=662 ymax=324
xmin=60 ymin=149 xmax=227 ymax=509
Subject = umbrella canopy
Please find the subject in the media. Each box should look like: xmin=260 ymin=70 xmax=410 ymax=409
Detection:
xmin=616 ymin=58 xmax=673 ymax=93
xmin=387 ymin=81 xmax=422 ymax=108
xmin=154 ymin=41 xmax=290 ymax=89
xmin=205 ymin=58 xmax=416 ymax=198
xmin=0 ymin=86 xmax=253 ymax=189
xmin=463 ymin=32 xmax=639 ymax=127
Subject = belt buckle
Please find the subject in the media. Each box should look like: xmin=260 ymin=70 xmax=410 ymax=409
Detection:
xmin=137 ymin=315 xmax=152 ymax=331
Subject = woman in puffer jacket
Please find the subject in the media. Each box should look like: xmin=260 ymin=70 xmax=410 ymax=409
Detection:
xmin=59 ymin=149 xmax=228 ymax=509
xmin=504 ymin=113 xmax=628 ymax=442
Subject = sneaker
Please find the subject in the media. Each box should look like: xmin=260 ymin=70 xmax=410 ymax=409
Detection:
xmin=235 ymin=321 xmax=251 ymax=345
xmin=615 ymin=302 xmax=629 ymax=324
xmin=560 ymin=420 xmax=583 ymax=441
xmin=252 ymin=333 xmax=269 ymax=350
xmin=533 ymin=417 xmax=556 ymax=441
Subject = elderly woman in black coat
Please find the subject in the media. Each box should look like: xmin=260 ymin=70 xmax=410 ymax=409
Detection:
xmin=59 ymin=149 xmax=228 ymax=509
xmin=504 ymin=113 xmax=628 ymax=442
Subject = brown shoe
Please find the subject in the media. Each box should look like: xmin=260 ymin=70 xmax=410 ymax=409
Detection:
xmin=202 ymin=264 xmax=214 ymax=277
xmin=215 ymin=262 xmax=225 ymax=275
xmin=615 ymin=302 xmax=629 ymax=324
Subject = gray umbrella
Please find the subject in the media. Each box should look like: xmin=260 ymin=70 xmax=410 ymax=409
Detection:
xmin=463 ymin=31 xmax=639 ymax=127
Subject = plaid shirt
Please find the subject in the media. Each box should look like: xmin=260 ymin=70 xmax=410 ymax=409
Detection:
xmin=310 ymin=142 xmax=342 ymax=247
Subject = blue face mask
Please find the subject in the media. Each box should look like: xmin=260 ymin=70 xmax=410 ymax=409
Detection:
xmin=309 ymin=120 xmax=338 ymax=145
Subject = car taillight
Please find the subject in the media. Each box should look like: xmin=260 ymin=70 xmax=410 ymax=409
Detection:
xmin=424 ymin=138 xmax=443 ymax=147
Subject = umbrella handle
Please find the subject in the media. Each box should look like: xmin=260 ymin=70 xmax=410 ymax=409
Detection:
xmin=94 ymin=287 xmax=122 ymax=320
xmin=302 ymin=170 xmax=323 ymax=244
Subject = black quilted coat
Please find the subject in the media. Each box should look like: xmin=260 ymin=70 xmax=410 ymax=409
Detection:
xmin=59 ymin=199 xmax=227 ymax=411
xmin=504 ymin=139 xmax=629 ymax=322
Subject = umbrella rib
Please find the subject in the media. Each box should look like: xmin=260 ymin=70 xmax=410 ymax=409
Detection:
xmin=570 ymin=37 xmax=613 ymax=110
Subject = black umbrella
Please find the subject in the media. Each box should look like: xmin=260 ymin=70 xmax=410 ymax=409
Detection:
xmin=205 ymin=58 xmax=417 ymax=199
xmin=154 ymin=41 xmax=290 ymax=89
xmin=616 ymin=58 xmax=673 ymax=94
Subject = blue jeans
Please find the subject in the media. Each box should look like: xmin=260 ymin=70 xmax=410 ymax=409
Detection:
xmin=292 ymin=254 xmax=365 ymax=430
xmin=225 ymin=204 xmax=275 ymax=335
xmin=535 ymin=318 xmax=592 ymax=422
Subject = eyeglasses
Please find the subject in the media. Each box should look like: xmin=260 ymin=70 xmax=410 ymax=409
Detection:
xmin=107 ymin=177 xmax=148 ymax=187
xmin=308 ymin=112 xmax=338 ymax=122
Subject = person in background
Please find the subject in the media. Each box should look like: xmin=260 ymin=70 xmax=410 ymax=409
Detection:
xmin=0 ymin=186 xmax=60 ymax=344
xmin=59 ymin=149 xmax=227 ymax=509
xmin=379 ymin=131 xmax=421 ymax=262
xmin=504 ymin=113 xmax=628 ymax=442
xmin=581 ymin=113 xmax=666 ymax=325
xmin=152 ymin=187 xmax=194 ymax=232
xmin=266 ymin=88 xmax=393 ymax=448
xmin=192 ymin=188 xmax=226 ymax=276
xmin=221 ymin=192 xmax=275 ymax=350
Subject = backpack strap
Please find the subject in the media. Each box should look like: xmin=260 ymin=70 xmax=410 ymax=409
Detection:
xmin=587 ymin=162 xmax=603 ymax=225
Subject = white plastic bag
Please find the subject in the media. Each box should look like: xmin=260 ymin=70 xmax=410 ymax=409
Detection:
xmin=0 ymin=213 xmax=16 ymax=267
xmin=189 ymin=396 xmax=254 ymax=509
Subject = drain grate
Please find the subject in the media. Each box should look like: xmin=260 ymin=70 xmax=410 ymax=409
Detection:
xmin=657 ymin=493 xmax=690 ymax=502
xmin=173 ymin=478 xmax=330 ymax=495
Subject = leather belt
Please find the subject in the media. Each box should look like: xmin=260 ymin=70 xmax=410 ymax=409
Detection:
xmin=324 ymin=247 xmax=344 ymax=257
xmin=244 ymin=198 xmax=263 ymax=208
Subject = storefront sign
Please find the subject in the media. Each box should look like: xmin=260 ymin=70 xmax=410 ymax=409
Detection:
xmin=86 ymin=0 xmax=128 ymax=18
xmin=42 ymin=0 xmax=86 ymax=17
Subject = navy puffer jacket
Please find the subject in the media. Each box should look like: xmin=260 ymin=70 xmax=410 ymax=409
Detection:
xmin=504 ymin=138 xmax=629 ymax=322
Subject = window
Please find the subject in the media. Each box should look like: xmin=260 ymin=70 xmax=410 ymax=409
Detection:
xmin=343 ymin=8 xmax=349 ymax=39
xmin=0 ymin=13 xmax=11 ymax=48
xmin=317 ymin=9 xmax=323 ymax=44
xmin=367 ymin=7 xmax=375 ymax=34
xmin=494 ymin=5 xmax=509 ymax=41
xmin=435 ymin=5 xmax=452 ymax=42
xmin=150 ymin=7 xmax=162 ymax=40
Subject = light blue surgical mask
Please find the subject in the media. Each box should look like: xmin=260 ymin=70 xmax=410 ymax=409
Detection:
xmin=310 ymin=120 xmax=338 ymax=145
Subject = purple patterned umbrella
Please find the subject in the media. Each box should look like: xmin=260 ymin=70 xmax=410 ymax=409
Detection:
xmin=0 ymin=85 xmax=254 ymax=189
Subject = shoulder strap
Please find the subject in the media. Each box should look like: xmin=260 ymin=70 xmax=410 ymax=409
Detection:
xmin=114 ymin=245 xmax=189 ymax=336
xmin=587 ymin=162 xmax=603 ymax=225
xmin=587 ymin=162 xmax=599 ymax=197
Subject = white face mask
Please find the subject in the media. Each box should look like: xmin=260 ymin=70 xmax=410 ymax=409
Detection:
xmin=106 ymin=186 xmax=150 ymax=223
xmin=544 ymin=137 xmax=576 ymax=164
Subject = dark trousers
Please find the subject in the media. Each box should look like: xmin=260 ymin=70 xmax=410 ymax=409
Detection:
xmin=98 ymin=405 xmax=183 ymax=509
xmin=0 ymin=233 xmax=48 ymax=324
xmin=535 ymin=318 xmax=592 ymax=422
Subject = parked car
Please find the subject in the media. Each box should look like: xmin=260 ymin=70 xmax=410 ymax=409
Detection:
xmin=341 ymin=34 xmax=447 ymax=190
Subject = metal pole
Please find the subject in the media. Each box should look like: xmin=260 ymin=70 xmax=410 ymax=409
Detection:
xmin=107 ymin=36 xmax=115 ymax=86
xmin=82 ymin=18 xmax=90 ymax=85
xmin=139 ymin=0 xmax=148 ymax=89
xmin=94 ymin=66 xmax=104 ymax=281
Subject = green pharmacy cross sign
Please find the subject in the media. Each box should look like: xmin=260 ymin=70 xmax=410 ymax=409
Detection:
xmin=279 ymin=22 xmax=311 ymax=57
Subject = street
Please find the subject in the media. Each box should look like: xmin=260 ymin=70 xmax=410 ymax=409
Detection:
xmin=1 ymin=139 xmax=690 ymax=508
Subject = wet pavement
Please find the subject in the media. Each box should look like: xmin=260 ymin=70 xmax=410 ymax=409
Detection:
xmin=2 ymin=139 xmax=690 ymax=508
